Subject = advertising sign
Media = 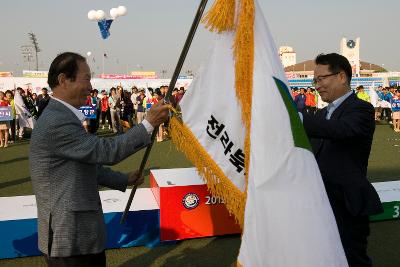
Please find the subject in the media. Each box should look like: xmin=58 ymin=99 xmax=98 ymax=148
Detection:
xmin=22 ymin=70 xmax=48 ymax=78
xmin=130 ymin=71 xmax=157 ymax=79
xmin=100 ymin=72 xmax=158 ymax=79
xmin=79 ymin=105 xmax=97 ymax=119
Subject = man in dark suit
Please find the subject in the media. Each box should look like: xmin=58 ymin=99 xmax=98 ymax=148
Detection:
xmin=302 ymin=53 xmax=383 ymax=267
xmin=29 ymin=52 xmax=169 ymax=267
xmin=36 ymin=87 xmax=50 ymax=118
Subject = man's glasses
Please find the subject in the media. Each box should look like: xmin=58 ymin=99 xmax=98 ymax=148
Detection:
xmin=312 ymin=72 xmax=339 ymax=86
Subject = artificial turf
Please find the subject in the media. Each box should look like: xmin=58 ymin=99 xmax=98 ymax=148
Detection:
xmin=0 ymin=124 xmax=399 ymax=266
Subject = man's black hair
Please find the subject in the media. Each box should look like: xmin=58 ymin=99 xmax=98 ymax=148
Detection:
xmin=48 ymin=52 xmax=86 ymax=89
xmin=315 ymin=53 xmax=352 ymax=86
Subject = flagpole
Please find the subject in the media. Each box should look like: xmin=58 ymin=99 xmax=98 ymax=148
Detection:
xmin=120 ymin=0 xmax=209 ymax=224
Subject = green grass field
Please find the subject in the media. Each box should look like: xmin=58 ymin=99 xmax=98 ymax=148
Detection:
xmin=0 ymin=124 xmax=399 ymax=266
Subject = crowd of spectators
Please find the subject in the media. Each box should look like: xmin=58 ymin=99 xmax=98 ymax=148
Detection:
xmin=368 ymin=86 xmax=400 ymax=132
xmin=291 ymin=87 xmax=319 ymax=113
xmin=0 ymin=87 xmax=50 ymax=147
xmin=0 ymin=84 xmax=186 ymax=148
xmin=73 ymin=85 xmax=185 ymax=140
xmin=3 ymin=83 xmax=399 ymax=148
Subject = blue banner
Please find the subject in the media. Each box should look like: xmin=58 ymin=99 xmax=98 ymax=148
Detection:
xmin=0 ymin=106 xmax=12 ymax=121
xmin=391 ymin=100 xmax=400 ymax=112
xmin=97 ymin=19 xmax=113 ymax=39
xmin=79 ymin=105 xmax=97 ymax=119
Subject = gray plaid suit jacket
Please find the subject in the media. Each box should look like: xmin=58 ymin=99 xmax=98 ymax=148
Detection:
xmin=29 ymin=99 xmax=150 ymax=257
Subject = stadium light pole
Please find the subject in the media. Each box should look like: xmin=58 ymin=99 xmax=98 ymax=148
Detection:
xmin=28 ymin=32 xmax=41 ymax=71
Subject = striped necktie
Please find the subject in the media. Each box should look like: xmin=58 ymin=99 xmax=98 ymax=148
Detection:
xmin=326 ymin=103 xmax=334 ymax=120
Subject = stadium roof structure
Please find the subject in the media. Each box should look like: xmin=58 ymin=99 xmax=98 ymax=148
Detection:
xmin=284 ymin=60 xmax=387 ymax=72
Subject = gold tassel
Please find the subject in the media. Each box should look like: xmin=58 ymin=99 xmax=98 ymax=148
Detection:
xmin=202 ymin=0 xmax=236 ymax=33
xmin=233 ymin=0 xmax=254 ymax=186
xmin=169 ymin=116 xmax=246 ymax=227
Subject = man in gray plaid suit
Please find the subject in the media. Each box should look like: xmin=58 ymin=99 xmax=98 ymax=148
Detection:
xmin=29 ymin=52 xmax=169 ymax=266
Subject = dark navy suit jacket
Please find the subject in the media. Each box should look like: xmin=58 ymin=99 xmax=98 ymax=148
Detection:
xmin=303 ymin=93 xmax=383 ymax=216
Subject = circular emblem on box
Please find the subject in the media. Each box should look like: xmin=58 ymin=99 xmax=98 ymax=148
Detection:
xmin=182 ymin=193 xmax=200 ymax=209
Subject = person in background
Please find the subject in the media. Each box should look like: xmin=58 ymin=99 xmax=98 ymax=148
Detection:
xmin=0 ymin=91 xmax=10 ymax=147
xmin=356 ymin=85 xmax=371 ymax=103
xmin=294 ymin=88 xmax=307 ymax=112
xmin=381 ymin=87 xmax=393 ymax=123
xmin=391 ymin=89 xmax=400 ymax=132
xmin=374 ymin=86 xmax=383 ymax=121
xmin=16 ymin=87 xmax=26 ymax=139
xmin=136 ymin=89 xmax=146 ymax=124
xmin=108 ymin=87 xmax=122 ymax=133
xmin=120 ymin=90 xmax=134 ymax=128
xmin=87 ymin=89 xmax=100 ymax=134
xmin=32 ymin=93 xmax=38 ymax=111
xmin=5 ymin=90 xmax=16 ymax=143
xmin=100 ymin=89 xmax=111 ymax=130
xmin=174 ymin=87 xmax=185 ymax=104
xmin=305 ymin=87 xmax=317 ymax=114
xmin=160 ymin=86 xmax=168 ymax=98
xmin=389 ymin=86 xmax=397 ymax=97
xmin=143 ymin=88 xmax=154 ymax=113
xmin=291 ymin=87 xmax=299 ymax=100
xmin=26 ymin=88 xmax=39 ymax=120
xmin=130 ymin=86 xmax=139 ymax=124
xmin=36 ymin=88 xmax=51 ymax=118
xmin=153 ymin=89 xmax=164 ymax=142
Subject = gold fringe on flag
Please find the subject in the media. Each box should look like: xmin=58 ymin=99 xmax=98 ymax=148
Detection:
xmin=202 ymin=0 xmax=255 ymax=187
xmin=233 ymin=0 xmax=254 ymax=186
xmin=202 ymin=0 xmax=236 ymax=33
xmin=169 ymin=117 xmax=246 ymax=227
xmin=169 ymin=0 xmax=254 ymax=227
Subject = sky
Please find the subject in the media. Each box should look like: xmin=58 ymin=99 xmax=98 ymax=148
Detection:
xmin=0 ymin=0 xmax=399 ymax=77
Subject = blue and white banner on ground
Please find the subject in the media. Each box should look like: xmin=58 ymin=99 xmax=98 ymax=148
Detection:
xmin=0 ymin=189 xmax=160 ymax=259
xmin=0 ymin=106 xmax=12 ymax=121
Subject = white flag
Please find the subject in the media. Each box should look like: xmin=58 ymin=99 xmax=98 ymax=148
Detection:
xmin=170 ymin=0 xmax=348 ymax=266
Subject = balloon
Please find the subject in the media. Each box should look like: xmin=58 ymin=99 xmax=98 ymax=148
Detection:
xmin=117 ymin=6 xmax=127 ymax=16
xmin=96 ymin=10 xmax=106 ymax=20
xmin=86 ymin=51 xmax=92 ymax=57
xmin=110 ymin=8 xmax=119 ymax=19
xmin=87 ymin=10 xmax=97 ymax=21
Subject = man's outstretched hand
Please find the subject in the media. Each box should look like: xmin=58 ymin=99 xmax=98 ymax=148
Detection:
xmin=127 ymin=170 xmax=145 ymax=186
xmin=145 ymin=101 xmax=170 ymax=127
